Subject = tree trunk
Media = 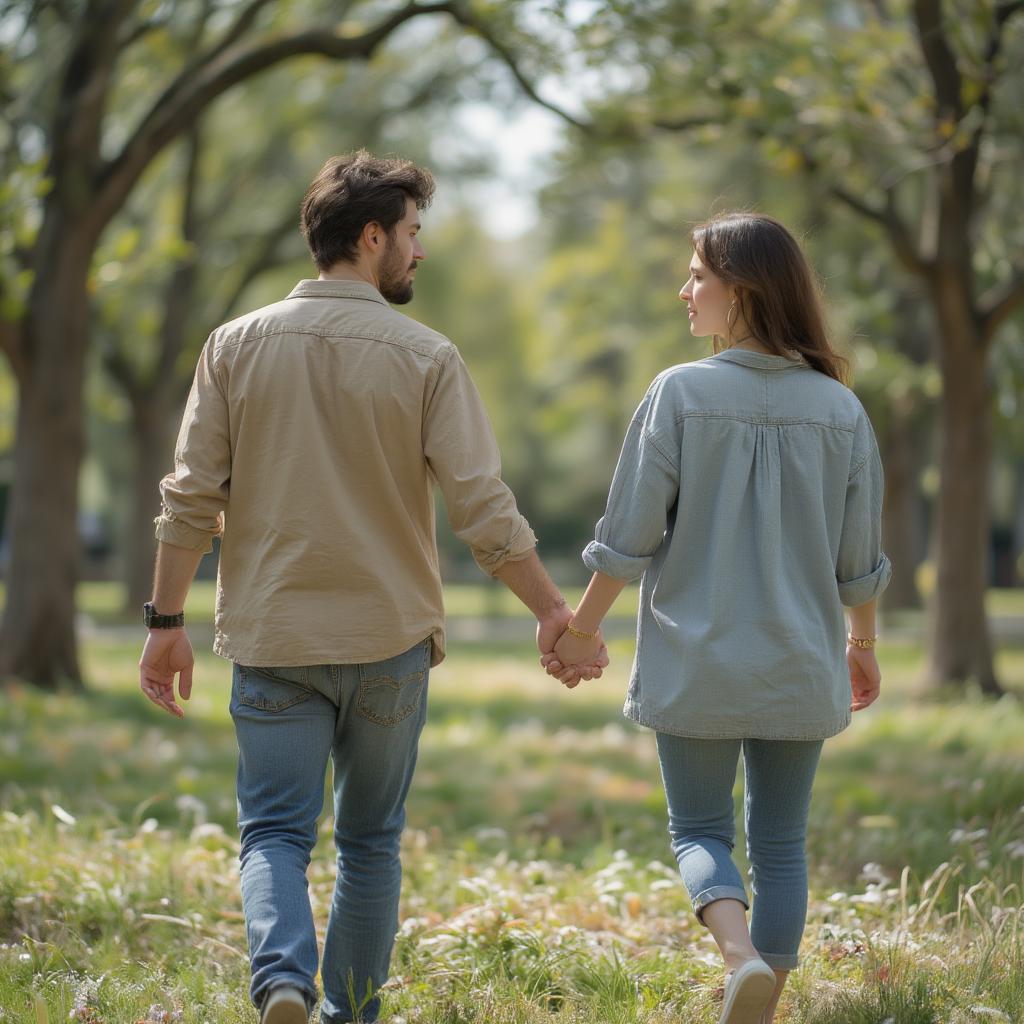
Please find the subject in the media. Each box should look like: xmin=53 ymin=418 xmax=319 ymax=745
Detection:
xmin=0 ymin=238 xmax=93 ymax=690
xmin=125 ymin=399 xmax=173 ymax=611
xmin=881 ymin=401 xmax=925 ymax=610
xmin=925 ymin=280 xmax=1000 ymax=693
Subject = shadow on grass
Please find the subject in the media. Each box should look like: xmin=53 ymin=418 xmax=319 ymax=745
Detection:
xmin=4 ymin=642 xmax=1024 ymax=891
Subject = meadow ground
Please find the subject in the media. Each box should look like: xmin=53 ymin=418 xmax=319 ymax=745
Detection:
xmin=1 ymin=583 xmax=1023 ymax=1023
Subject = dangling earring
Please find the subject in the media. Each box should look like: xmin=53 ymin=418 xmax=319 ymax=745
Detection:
xmin=726 ymin=298 xmax=738 ymax=339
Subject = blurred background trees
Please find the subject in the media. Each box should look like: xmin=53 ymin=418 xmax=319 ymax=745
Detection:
xmin=1 ymin=0 xmax=1022 ymax=694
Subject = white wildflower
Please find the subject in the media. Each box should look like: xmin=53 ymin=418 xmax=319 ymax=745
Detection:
xmin=969 ymin=1008 xmax=1010 ymax=1021
xmin=859 ymin=862 xmax=891 ymax=885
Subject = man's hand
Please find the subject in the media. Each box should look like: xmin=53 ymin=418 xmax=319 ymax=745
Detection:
xmin=140 ymin=629 xmax=194 ymax=718
xmin=848 ymin=644 xmax=881 ymax=712
xmin=537 ymin=603 xmax=573 ymax=661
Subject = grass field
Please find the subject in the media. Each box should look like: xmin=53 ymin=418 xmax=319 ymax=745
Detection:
xmin=1 ymin=585 xmax=1023 ymax=1022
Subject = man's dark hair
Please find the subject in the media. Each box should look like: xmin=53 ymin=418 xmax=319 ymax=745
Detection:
xmin=300 ymin=151 xmax=435 ymax=270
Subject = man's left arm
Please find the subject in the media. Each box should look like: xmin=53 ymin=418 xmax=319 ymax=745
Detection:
xmin=139 ymin=542 xmax=205 ymax=718
xmin=141 ymin=338 xmax=230 ymax=718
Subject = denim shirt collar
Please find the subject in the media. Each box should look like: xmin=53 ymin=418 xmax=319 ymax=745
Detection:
xmin=712 ymin=349 xmax=807 ymax=371
xmin=287 ymin=279 xmax=389 ymax=306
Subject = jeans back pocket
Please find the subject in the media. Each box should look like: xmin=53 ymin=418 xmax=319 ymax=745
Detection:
xmin=236 ymin=664 xmax=312 ymax=712
xmin=355 ymin=639 xmax=430 ymax=727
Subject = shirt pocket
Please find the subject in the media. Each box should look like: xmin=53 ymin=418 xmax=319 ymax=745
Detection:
xmin=236 ymin=664 xmax=312 ymax=712
xmin=355 ymin=639 xmax=430 ymax=727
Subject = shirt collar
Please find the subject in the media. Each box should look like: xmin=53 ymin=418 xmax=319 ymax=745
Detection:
xmin=286 ymin=279 xmax=389 ymax=306
xmin=712 ymin=348 xmax=807 ymax=370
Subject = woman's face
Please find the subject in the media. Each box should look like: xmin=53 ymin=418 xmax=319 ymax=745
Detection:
xmin=679 ymin=253 xmax=734 ymax=338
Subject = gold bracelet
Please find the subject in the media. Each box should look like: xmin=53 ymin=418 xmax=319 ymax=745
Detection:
xmin=847 ymin=634 xmax=877 ymax=649
xmin=565 ymin=622 xmax=598 ymax=641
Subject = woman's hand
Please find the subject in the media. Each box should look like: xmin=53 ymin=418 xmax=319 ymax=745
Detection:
xmin=541 ymin=629 xmax=607 ymax=688
xmin=848 ymin=644 xmax=881 ymax=711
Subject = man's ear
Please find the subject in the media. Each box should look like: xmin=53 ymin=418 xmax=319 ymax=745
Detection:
xmin=360 ymin=220 xmax=386 ymax=255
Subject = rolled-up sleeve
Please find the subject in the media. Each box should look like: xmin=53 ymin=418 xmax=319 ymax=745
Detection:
xmin=423 ymin=346 xmax=536 ymax=575
xmin=154 ymin=338 xmax=230 ymax=554
xmin=583 ymin=385 xmax=680 ymax=582
xmin=836 ymin=415 xmax=892 ymax=606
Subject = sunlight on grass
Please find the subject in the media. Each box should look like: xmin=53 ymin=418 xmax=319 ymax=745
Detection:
xmin=1 ymin=626 xmax=1023 ymax=1022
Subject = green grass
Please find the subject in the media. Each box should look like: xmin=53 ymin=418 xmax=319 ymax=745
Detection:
xmin=1 ymin=609 xmax=1024 ymax=1022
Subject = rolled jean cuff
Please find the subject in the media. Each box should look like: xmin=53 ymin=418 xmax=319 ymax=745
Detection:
xmin=758 ymin=949 xmax=799 ymax=971
xmin=692 ymin=884 xmax=749 ymax=923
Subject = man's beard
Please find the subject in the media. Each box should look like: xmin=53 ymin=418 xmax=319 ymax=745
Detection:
xmin=378 ymin=239 xmax=415 ymax=304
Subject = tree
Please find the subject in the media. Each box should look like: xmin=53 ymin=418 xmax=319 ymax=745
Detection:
xmin=576 ymin=0 xmax=1024 ymax=691
xmin=0 ymin=0 xmax=577 ymax=689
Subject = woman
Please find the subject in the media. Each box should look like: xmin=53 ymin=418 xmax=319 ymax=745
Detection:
xmin=544 ymin=212 xmax=891 ymax=1024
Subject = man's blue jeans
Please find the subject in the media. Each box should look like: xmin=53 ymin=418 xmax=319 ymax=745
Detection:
xmin=229 ymin=638 xmax=431 ymax=1023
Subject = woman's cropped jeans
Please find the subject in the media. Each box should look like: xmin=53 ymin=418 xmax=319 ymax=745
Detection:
xmin=229 ymin=638 xmax=431 ymax=1023
xmin=656 ymin=733 xmax=823 ymax=970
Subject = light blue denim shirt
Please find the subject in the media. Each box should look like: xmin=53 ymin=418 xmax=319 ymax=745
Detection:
xmin=584 ymin=348 xmax=892 ymax=741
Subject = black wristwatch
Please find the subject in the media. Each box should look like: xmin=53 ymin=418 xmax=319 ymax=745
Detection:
xmin=143 ymin=602 xmax=185 ymax=629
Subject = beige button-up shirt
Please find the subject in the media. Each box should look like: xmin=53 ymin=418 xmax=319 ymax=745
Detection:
xmin=155 ymin=279 xmax=536 ymax=667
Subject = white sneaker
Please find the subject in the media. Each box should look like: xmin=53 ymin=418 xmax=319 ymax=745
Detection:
xmin=718 ymin=958 xmax=776 ymax=1024
xmin=261 ymin=986 xmax=309 ymax=1024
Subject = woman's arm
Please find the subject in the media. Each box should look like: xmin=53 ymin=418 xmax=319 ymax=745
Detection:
xmin=846 ymin=596 xmax=881 ymax=712
xmin=847 ymin=596 xmax=877 ymax=640
xmin=573 ymin=571 xmax=629 ymax=634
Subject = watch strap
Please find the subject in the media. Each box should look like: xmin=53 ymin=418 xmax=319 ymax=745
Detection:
xmin=143 ymin=602 xmax=185 ymax=629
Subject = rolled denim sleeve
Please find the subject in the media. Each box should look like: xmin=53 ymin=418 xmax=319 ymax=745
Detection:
xmin=836 ymin=414 xmax=892 ymax=606
xmin=583 ymin=384 xmax=680 ymax=582
xmin=424 ymin=346 xmax=536 ymax=575
xmin=154 ymin=338 xmax=230 ymax=554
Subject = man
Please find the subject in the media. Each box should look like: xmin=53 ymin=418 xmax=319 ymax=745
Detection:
xmin=138 ymin=151 xmax=606 ymax=1024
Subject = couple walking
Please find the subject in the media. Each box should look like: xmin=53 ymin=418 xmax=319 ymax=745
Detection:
xmin=139 ymin=151 xmax=891 ymax=1024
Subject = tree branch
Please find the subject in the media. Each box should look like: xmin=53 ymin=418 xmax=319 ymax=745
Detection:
xmin=827 ymin=181 xmax=930 ymax=277
xmin=152 ymin=128 xmax=203 ymax=389
xmin=49 ymin=0 xmax=137 ymax=186
xmin=118 ymin=13 xmax=173 ymax=50
xmin=214 ymin=213 xmax=297 ymax=331
xmin=912 ymin=0 xmax=962 ymax=118
xmin=185 ymin=0 xmax=278 ymax=69
xmin=93 ymin=3 xmax=465 ymax=232
xmin=443 ymin=4 xmax=589 ymax=132
xmin=93 ymin=1 xmax=589 ymax=236
xmin=980 ymin=269 xmax=1024 ymax=343
xmin=973 ymin=2 xmax=1024 ymax=128
xmin=651 ymin=115 xmax=717 ymax=132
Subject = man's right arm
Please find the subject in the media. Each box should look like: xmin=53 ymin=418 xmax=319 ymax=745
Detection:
xmin=422 ymin=346 xmax=537 ymax=574
xmin=491 ymin=550 xmax=570 ymax=655
xmin=422 ymin=347 xmax=605 ymax=678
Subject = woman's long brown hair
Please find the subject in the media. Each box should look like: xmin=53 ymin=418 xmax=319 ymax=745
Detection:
xmin=692 ymin=212 xmax=849 ymax=385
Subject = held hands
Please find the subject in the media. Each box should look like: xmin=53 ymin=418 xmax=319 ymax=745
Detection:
xmin=848 ymin=644 xmax=881 ymax=712
xmin=139 ymin=629 xmax=194 ymax=718
xmin=537 ymin=610 xmax=608 ymax=689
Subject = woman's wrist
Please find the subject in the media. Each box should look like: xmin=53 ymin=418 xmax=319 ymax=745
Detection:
xmin=566 ymin=620 xmax=600 ymax=640
xmin=847 ymin=633 xmax=878 ymax=649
